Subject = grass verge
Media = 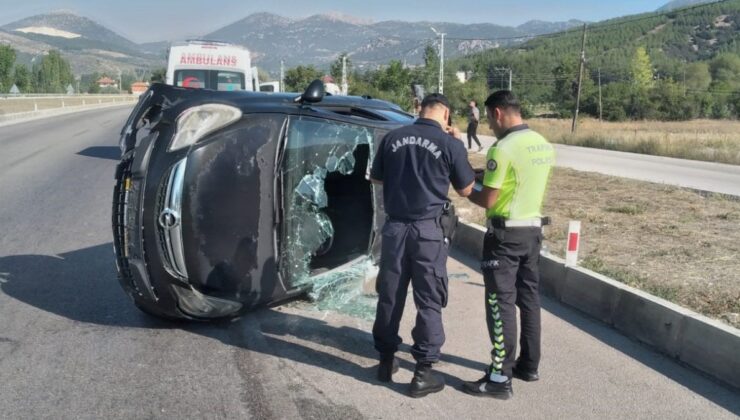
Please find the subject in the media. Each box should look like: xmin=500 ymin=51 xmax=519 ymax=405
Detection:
xmin=467 ymin=117 xmax=740 ymax=165
xmin=451 ymin=153 xmax=740 ymax=329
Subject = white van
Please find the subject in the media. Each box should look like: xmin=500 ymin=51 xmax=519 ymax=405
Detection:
xmin=165 ymin=40 xmax=260 ymax=91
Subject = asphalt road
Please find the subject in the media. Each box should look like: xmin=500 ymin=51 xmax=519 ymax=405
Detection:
xmin=477 ymin=134 xmax=740 ymax=196
xmin=0 ymin=108 xmax=738 ymax=419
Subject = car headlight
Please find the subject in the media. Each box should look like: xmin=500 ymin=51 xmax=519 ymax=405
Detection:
xmin=168 ymin=104 xmax=242 ymax=152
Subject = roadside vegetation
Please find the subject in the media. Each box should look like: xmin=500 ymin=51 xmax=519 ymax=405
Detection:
xmin=451 ymin=154 xmax=740 ymax=329
xmin=471 ymin=118 xmax=740 ymax=165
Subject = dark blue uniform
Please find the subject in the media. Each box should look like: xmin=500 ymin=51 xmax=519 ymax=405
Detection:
xmin=370 ymin=118 xmax=475 ymax=363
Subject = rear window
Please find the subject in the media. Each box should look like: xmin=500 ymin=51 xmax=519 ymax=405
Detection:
xmin=371 ymin=109 xmax=415 ymax=122
xmin=217 ymin=71 xmax=244 ymax=91
xmin=175 ymin=70 xmax=206 ymax=89
xmin=174 ymin=70 xmax=245 ymax=91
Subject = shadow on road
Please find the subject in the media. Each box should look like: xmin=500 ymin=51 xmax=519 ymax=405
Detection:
xmin=0 ymin=243 xmax=172 ymax=329
xmin=189 ymin=307 xmax=490 ymax=397
xmin=0 ymin=243 xmax=489 ymax=397
xmin=77 ymin=146 xmax=121 ymax=161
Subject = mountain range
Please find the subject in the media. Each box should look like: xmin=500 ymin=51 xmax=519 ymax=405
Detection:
xmin=0 ymin=1 xmax=724 ymax=76
xmin=657 ymin=0 xmax=717 ymax=12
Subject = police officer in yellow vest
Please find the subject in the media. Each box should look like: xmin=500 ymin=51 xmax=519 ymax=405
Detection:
xmin=463 ymin=90 xmax=555 ymax=399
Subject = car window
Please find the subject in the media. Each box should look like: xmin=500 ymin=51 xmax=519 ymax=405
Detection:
xmin=280 ymin=116 xmax=375 ymax=285
xmin=174 ymin=70 xmax=206 ymax=89
xmin=217 ymin=71 xmax=244 ymax=91
xmin=174 ymin=70 xmax=246 ymax=90
xmin=371 ymin=109 xmax=415 ymax=122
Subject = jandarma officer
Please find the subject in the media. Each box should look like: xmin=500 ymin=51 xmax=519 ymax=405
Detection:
xmin=463 ymin=90 xmax=555 ymax=400
xmin=370 ymin=93 xmax=475 ymax=398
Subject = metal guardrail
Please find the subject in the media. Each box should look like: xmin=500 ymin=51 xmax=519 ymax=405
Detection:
xmin=0 ymin=94 xmax=138 ymax=100
xmin=0 ymin=95 xmax=138 ymax=115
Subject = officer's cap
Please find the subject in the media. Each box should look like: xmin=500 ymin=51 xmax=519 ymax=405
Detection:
xmin=421 ymin=93 xmax=450 ymax=110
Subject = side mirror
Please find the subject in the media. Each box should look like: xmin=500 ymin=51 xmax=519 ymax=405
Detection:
xmin=295 ymin=79 xmax=325 ymax=104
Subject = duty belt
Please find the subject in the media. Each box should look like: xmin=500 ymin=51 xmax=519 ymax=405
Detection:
xmin=487 ymin=216 xmax=551 ymax=229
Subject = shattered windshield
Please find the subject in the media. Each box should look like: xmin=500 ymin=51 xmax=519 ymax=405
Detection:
xmin=280 ymin=116 xmax=378 ymax=318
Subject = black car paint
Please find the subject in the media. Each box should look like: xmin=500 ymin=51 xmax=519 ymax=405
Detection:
xmin=113 ymin=83 xmax=411 ymax=320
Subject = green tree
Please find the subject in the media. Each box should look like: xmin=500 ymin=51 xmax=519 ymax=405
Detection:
xmin=284 ymin=65 xmax=322 ymax=92
xmin=421 ymin=44 xmax=440 ymax=93
xmin=121 ymin=72 xmax=136 ymax=92
xmin=80 ymin=72 xmax=100 ymax=93
xmin=601 ymin=82 xmax=630 ymax=121
xmin=550 ymin=59 xmax=597 ymax=119
xmin=0 ymin=45 xmax=16 ymax=93
xmin=13 ymin=63 xmax=32 ymax=93
xmin=684 ymin=61 xmax=712 ymax=91
xmin=709 ymin=53 xmax=740 ymax=90
xmin=371 ymin=60 xmax=413 ymax=109
xmin=443 ymin=73 xmax=489 ymax=118
xmin=650 ymin=79 xmax=695 ymax=120
xmin=330 ymin=53 xmax=352 ymax=85
xmin=631 ymin=47 xmax=655 ymax=91
xmin=34 ymin=50 xmax=74 ymax=93
xmin=628 ymin=47 xmax=656 ymax=119
xmin=150 ymin=67 xmax=166 ymax=83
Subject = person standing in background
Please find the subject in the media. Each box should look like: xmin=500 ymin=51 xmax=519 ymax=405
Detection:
xmin=467 ymin=100 xmax=482 ymax=152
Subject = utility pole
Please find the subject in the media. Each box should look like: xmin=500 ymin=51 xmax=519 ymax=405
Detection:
xmin=431 ymin=27 xmax=445 ymax=94
xmin=439 ymin=32 xmax=445 ymax=94
xmin=571 ymin=24 xmax=587 ymax=134
xmin=341 ymin=55 xmax=348 ymax=95
xmin=598 ymin=68 xmax=603 ymax=122
xmin=279 ymin=60 xmax=285 ymax=93
xmin=494 ymin=67 xmax=512 ymax=91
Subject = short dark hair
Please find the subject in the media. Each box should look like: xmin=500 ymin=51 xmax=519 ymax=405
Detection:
xmin=421 ymin=93 xmax=450 ymax=110
xmin=484 ymin=90 xmax=521 ymax=114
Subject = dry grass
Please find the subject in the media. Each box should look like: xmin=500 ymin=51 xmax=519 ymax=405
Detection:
xmin=0 ymin=96 xmax=134 ymax=115
xmin=451 ymin=153 xmax=740 ymax=329
xmin=465 ymin=118 xmax=740 ymax=165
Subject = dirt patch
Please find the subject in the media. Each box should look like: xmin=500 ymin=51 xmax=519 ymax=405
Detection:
xmin=451 ymin=153 xmax=740 ymax=329
xmin=714 ymin=15 xmax=732 ymax=28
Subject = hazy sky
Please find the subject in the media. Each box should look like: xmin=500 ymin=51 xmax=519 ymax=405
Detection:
xmin=0 ymin=0 xmax=671 ymax=43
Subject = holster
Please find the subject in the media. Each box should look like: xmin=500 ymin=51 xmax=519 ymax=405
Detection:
xmin=439 ymin=201 xmax=459 ymax=244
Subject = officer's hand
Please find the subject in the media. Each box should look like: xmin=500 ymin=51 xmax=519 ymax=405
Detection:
xmin=447 ymin=125 xmax=462 ymax=140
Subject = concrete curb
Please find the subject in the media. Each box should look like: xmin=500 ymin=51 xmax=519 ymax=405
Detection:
xmin=452 ymin=220 xmax=740 ymax=390
xmin=0 ymin=101 xmax=136 ymax=128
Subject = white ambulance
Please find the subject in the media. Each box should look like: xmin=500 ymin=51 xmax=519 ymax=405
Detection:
xmin=165 ymin=40 xmax=260 ymax=91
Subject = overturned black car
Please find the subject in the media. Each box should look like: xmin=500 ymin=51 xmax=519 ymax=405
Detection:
xmin=113 ymin=81 xmax=414 ymax=320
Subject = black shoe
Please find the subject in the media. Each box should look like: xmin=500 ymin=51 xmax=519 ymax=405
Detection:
xmin=462 ymin=374 xmax=513 ymax=400
xmin=377 ymin=356 xmax=399 ymax=382
xmin=409 ymin=363 xmax=444 ymax=398
xmin=512 ymin=365 xmax=539 ymax=382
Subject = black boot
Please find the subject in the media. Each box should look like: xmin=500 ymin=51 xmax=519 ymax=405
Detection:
xmin=377 ymin=355 xmax=399 ymax=382
xmin=512 ymin=363 xmax=539 ymax=382
xmin=409 ymin=363 xmax=444 ymax=398
xmin=462 ymin=373 xmax=513 ymax=400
